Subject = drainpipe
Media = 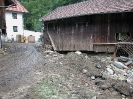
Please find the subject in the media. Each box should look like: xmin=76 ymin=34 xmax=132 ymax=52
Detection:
xmin=0 ymin=29 xmax=2 ymax=49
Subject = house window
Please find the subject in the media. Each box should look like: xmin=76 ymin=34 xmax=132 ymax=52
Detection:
xmin=12 ymin=13 xmax=17 ymax=19
xmin=13 ymin=26 xmax=18 ymax=32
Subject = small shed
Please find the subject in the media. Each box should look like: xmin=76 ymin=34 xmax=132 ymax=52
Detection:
xmin=41 ymin=0 xmax=133 ymax=53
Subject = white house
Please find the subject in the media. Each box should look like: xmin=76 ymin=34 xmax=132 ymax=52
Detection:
xmin=5 ymin=0 xmax=28 ymax=41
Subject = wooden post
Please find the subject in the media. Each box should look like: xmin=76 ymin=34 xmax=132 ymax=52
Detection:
xmin=47 ymin=32 xmax=57 ymax=51
xmin=0 ymin=29 xmax=2 ymax=49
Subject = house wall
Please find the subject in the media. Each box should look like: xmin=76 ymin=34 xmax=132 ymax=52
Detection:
xmin=44 ymin=12 xmax=133 ymax=52
xmin=5 ymin=11 xmax=24 ymax=40
xmin=24 ymin=30 xmax=42 ymax=42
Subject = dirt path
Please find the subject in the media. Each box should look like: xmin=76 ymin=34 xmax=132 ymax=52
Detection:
xmin=0 ymin=43 xmax=46 ymax=99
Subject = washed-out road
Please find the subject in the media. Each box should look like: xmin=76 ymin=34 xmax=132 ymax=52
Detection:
xmin=0 ymin=43 xmax=46 ymax=99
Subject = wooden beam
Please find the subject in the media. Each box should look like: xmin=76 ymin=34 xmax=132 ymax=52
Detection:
xmin=47 ymin=32 xmax=57 ymax=51
xmin=117 ymin=42 xmax=133 ymax=45
xmin=93 ymin=43 xmax=117 ymax=45
xmin=0 ymin=29 xmax=2 ymax=49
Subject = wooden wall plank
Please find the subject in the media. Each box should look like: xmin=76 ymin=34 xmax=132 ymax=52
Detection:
xmin=44 ymin=12 xmax=133 ymax=52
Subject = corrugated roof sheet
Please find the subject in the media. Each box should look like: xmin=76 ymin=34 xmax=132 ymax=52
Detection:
xmin=42 ymin=0 xmax=133 ymax=21
xmin=6 ymin=0 xmax=28 ymax=13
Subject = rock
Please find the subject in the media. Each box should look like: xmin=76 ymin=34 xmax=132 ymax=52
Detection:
xmin=121 ymin=95 xmax=125 ymax=99
xmin=118 ymin=57 xmax=128 ymax=62
xmin=67 ymin=83 xmax=73 ymax=89
xmin=85 ymin=55 xmax=88 ymax=59
xmin=113 ymin=61 xmax=128 ymax=69
xmin=118 ymin=75 xmax=126 ymax=81
xmin=44 ymin=50 xmax=54 ymax=54
xmin=95 ymin=64 xmax=102 ymax=69
xmin=75 ymin=51 xmax=82 ymax=55
xmin=124 ymin=61 xmax=133 ymax=66
xmin=85 ymin=83 xmax=88 ymax=87
xmin=0 ymin=50 xmax=4 ymax=53
xmin=107 ymin=58 xmax=113 ymax=63
xmin=53 ymin=54 xmax=58 ymax=57
xmin=95 ymin=80 xmax=104 ymax=86
xmin=101 ymin=58 xmax=106 ymax=62
xmin=91 ymin=96 xmax=97 ymax=99
xmin=60 ymin=62 xmax=63 ymax=65
xmin=82 ymin=69 xmax=88 ymax=74
xmin=86 ymin=74 xmax=91 ymax=77
xmin=91 ymin=76 xmax=95 ymax=80
xmin=46 ymin=55 xmax=50 ymax=57
xmin=112 ymin=74 xmax=118 ymax=80
xmin=126 ymin=73 xmax=133 ymax=84
xmin=112 ymin=81 xmax=133 ymax=96
xmin=107 ymin=57 xmax=112 ymax=61
xmin=106 ymin=68 xmax=114 ymax=75
xmin=106 ymin=65 xmax=112 ymax=68
xmin=72 ymin=91 xmax=79 ymax=94
xmin=112 ymin=66 xmax=127 ymax=76
xmin=113 ymin=57 xmax=118 ymax=61
xmin=123 ymin=69 xmax=128 ymax=73
xmin=99 ymin=85 xmax=109 ymax=90
xmin=102 ymin=72 xmax=111 ymax=79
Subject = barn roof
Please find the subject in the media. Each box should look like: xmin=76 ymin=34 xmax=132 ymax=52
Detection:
xmin=41 ymin=0 xmax=133 ymax=22
xmin=6 ymin=0 xmax=28 ymax=13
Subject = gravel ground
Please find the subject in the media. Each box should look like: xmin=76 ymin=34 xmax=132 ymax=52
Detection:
xmin=0 ymin=43 xmax=133 ymax=99
xmin=0 ymin=43 xmax=46 ymax=99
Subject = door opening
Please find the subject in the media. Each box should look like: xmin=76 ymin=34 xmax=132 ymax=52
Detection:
xmin=116 ymin=32 xmax=130 ymax=41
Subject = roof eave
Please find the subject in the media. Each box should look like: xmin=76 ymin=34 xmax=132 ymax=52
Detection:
xmin=42 ymin=10 xmax=133 ymax=22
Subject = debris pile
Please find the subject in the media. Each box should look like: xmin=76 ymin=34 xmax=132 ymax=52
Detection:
xmin=33 ymin=50 xmax=133 ymax=98
xmin=61 ymin=52 xmax=133 ymax=97
xmin=114 ymin=56 xmax=133 ymax=83
xmin=0 ymin=47 xmax=8 ymax=56
xmin=37 ymin=44 xmax=53 ymax=52
xmin=2 ymin=43 xmax=133 ymax=99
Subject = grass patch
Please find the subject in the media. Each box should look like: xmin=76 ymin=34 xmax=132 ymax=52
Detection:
xmin=37 ymin=78 xmax=60 ymax=99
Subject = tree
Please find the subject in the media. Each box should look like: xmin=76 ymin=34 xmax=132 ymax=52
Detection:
xmin=19 ymin=0 xmax=86 ymax=32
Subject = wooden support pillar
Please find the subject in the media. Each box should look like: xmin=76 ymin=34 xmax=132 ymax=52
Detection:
xmin=0 ymin=29 xmax=2 ymax=49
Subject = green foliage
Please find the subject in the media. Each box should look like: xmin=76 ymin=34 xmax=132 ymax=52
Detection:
xmin=37 ymin=78 xmax=60 ymax=99
xmin=18 ymin=0 xmax=87 ymax=32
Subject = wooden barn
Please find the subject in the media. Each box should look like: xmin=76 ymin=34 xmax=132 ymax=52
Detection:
xmin=41 ymin=0 xmax=133 ymax=53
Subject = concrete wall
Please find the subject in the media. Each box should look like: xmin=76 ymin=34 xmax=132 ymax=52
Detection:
xmin=24 ymin=30 xmax=42 ymax=42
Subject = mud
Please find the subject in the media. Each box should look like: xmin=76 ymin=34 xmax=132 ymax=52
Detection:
xmin=0 ymin=43 xmax=133 ymax=99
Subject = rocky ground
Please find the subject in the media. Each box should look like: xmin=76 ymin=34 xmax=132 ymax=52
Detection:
xmin=0 ymin=43 xmax=133 ymax=99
